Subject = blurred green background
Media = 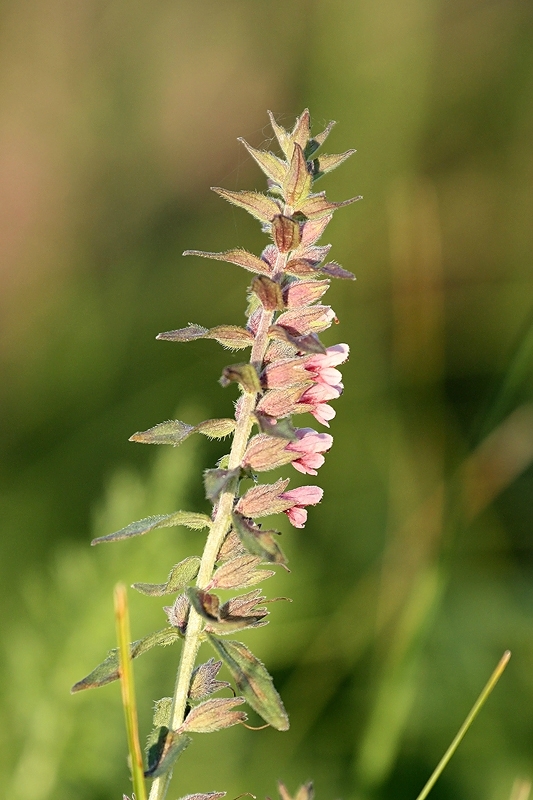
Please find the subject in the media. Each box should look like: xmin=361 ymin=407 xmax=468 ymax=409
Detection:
xmin=1 ymin=1 xmax=533 ymax=799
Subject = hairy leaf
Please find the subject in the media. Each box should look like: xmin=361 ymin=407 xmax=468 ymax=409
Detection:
xmin=156 ymin=323 xmax=208 ymax=342
xmin=254 ymin=413 xmax=298 ymax=440
xmin=311 ymin=150 xmax=356 ymax=179
xmin=183 ymin=248 xmax=272 ymax=276
xmin=188 ymin=588 xmax=267 ymax=634
xmin=298 ymin=192 xmax=362 ymax=219
xmin=319 ymin=261 xmax=356 ymax=280
xmin=250 ymin=275 xmax=284 ymax=311
xmin=236 ymin=478 xmax=293 ymax=517
xmin=268 ymin=324 xmax=326 ymax=355
xmin=219 ymin=363 xmax=262 ymax=394
xmin=203 ymin=467 xmax=240 ymax=502
xmin=130 ymin=418 xmax=235 ymax=447
xmin=284 ymin=144 xmax=312 ymax=207
xmin=212 ymin=554 xmax=275 ymax=590
xmin=157 ymin=324 xmax=254 ymax=350
xmin=272 ymin=215 xmax=301 ymax=253
xmin=208 ymin=636 xmax=289 ymax=731
xmin=217 ymin=528 xmax=247 ymax=562
xmin=180 ymin=697 xmax=246 ymax=734
xmin=165 ymin=593 xmax=190 ymax=633
xmin=232 ymin=512 xmax=287 ymax=566
xmin=71 ymin=628 xmax=182 ymax=692
xmin=237 ymin=138 xmax=287 ymax=185
xmin=145 ymin=729 xmax=191 ymax=779
xmin=189 ymin=658 xmax=230 ymax=701
xmin=267 ymin=111 xmax=292 ymax=158
xmin=211 ymin=188 xmax=281 ymax=224
xmin=178 ymin=793 xmax=226 ymax=800
xmin=91 ymin=510 xmax=211 ymax=545
xmin=132 ymin=557 xmax=201 ymax=597
xmin=91 ymin=511 xmax=211 ymax=545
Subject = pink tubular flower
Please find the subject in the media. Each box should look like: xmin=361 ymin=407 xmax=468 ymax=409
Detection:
xmin=299 ymin=343 xmax=349 ymax=427
xmin=279 ymin=485 xmax=324 ymax=529
xmin=286 ymin=427 xmax=333 ymax=475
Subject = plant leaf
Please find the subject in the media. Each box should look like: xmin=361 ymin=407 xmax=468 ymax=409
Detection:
xmin=132 ymin=557 xmax=201 ymax=597
xmin=183 ymin=248 xmax=272 ymax=276
xmin=319 ymin=261 xmax=356 ymax=280
xmin=203 ymin=467 xmax=240 ymax=502
xmin=268 ymin=324 xmax=326 ymax=355
xmin=212 ymin=554 xmax=275 ymax=590
xmin=267 ymin=111 xmax=293 ymax=158
xmin=180 ymin=697 xmax=247 ymax=734
xmin=189 ymin=658 xmax=230 ymax=700
xmin=284 ymin=144 xmax=312 ymax=207
xmin=157 ymin=324 xmax=254 ymax=350
xmin=91 ymin=510 xmax=211 ymax=545
xmin=145 ymin=729 xmax=191 ymax=779
xmin=272 ymin=215 xmax=301 ymax=253
xmin=311 ymin=150 xmax=356 ymax=179
xmin=250 ymin=275 xmax=284 ymax=311
xmin=254 ymin=413 xmax=298 ymax=440
xmin=219 ymin=363 xmax=262 ymax=394
xmin=298 ymin=192 xmax=362 ymax=220
xmin=188 ymin=588 xmax=267 ymax=634
xmin=237 ymin=138 xmax=287 ymax=185
xmin=71 ymin=628 xmax=182 ymax=692
xmin=156 ymin=323 xmax=209 ymax=342
xmin=207 ymin=636 xmax=289 ymax=731
xmin=211 ymin=188 xmax=281 ymax=224
xmin=130 ymin=418 xmax=235 ymax=447
xmin=232 ymin=512 xmax=288 ymax=566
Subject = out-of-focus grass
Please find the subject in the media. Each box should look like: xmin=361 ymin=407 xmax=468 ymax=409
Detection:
xmin=1 ymin=1 xmax=533 ymax=799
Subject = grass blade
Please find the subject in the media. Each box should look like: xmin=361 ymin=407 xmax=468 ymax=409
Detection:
xmin=415 ymin=650 xmax=511 ymax=800
xmin=115 ymin=583 xmax=147 ymax=800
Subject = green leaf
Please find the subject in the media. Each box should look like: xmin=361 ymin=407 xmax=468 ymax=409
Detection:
xmin=203 ymin=467 xmax=240 ymax=502
xmin=268 ymin=324 xmax=326 ymax=355
xmin=145 ymin=730 xmax=191 ymax=779
xmin=267 ymin=111 xmax=293 ymax=158
xmin=219 ymin=363 xmax=262 ymax=394
xmin=71 ymin=628 xmax=182 ymax=692
xmin=180 ymin=697 xmax=247 ymax=734
xmin=232 ymin=512 xmax=288 ymax=566
xmin=297 ymin=192 xmax=362 ymax=220
xmin=129 ymin=420 xmax=195 ymax=446
xmin=195 ymin=418 xmax=236 ymax=439
xmin=189 ymin=658 xmax=230 ymax=700
xmin=212 ymin=554 xmax=275 ymax=590
xmin=157 ymin=324 xmax=254 ymax=350
xmin=132 ymin=557 xmax=201 ymax=597
xmin=311 ymin=150 xmax=356 ymax=180
xmin=91 ymin=510 xmax=211 ymax=545
xmin=207 ymin=636 xmax=289 ymax=731
xmin=188 ymin=588 xmax=268 ymax=634
xmin=183 ymin=248 xmax=273 ymax=276
xmin=237 ymin=138 xmax=287 ymax=185
xmin=210 ymin=189 xmax=281 ymax=224
xmin=156 ymin=324 xmax=209 ymax=342
xmin=130 ymin=418 xmax=236 ymax=447
xmin=206 ymin=326 xmax=254 ymax=349
xmin=254 ymin=413 xmax=298 ymax=440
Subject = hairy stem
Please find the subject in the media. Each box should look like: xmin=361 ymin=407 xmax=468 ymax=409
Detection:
xmin=149 ymin=248 xmax=287 ymax=800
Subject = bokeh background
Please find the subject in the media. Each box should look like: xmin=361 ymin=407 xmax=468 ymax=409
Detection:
xmin=1 ymin=1 xmax=533 ymax=799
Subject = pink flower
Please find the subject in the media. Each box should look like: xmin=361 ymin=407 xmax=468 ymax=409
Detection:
xmin=279 ymin=485 xmax=324 ymax=528
xmin=286 ymin=427 xmax=333 ymax=475
xmin=299 ymin=344 xmax=349 ymax=427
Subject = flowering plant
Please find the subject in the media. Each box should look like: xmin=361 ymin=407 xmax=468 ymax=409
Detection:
xmin=72 ymin=109 xmax=358 ymax=800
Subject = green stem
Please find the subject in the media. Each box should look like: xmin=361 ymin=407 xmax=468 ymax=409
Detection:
xmin=115 ymin=583 xmax=147 ymax=800
xmin=149 ymin=248 xmax=288 ymax=800
xmin=414 ymin=650 xmax=511 ymax=800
